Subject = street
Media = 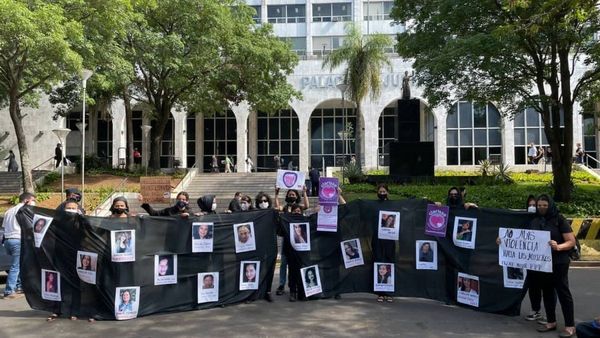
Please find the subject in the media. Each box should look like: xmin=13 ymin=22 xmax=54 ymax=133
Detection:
xmin=0 ymin=267 xmax=598 ymax=338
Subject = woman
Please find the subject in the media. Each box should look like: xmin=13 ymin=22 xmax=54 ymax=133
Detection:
xmin=305 ymin=269 xmax=317 ymax=288
xmin=118 ymin=290 xmax=133 ymax=313
xmin=377 ymin=264 xmax=391 ymax=284
xmin=274 ymin=186 xmax=309 ymax=213
xmin=531 ymin=194 xmax=576 ymax=338
xmin=456 ymin=221 xmax=472 ymax=241
xmin=46 ymin=272 xmax=56 ymax=293
xmin=197 ymin=195 xmax=217 ymax=215
xmin=372 ymin=184 xmax=395 ymax=303
xmin=254 ymin=192 xmax=272 ymax=210
xmin=446 ymin=186 xmax=478 ymax=209
xmin=244 ymin=263 xmax=257 ymax=283
xmin=109 ymin=197 xmax=129 ymax=218
xmin=5 ymin=150 xmax=18 ymax=172
xmin=34 ymin=218 xmax=47 ymax=233
xmin=293 ymin=223 xmax=307 ymax=244
xmin=80 ymin=255 xmax=92 ymax=271
xmin=139 ymin=191 xmax=193 ymax=217
xmin=344 ymin=242 xmax=360 ymax=260
xmin=116 ymin=232 xmax=131 ymax=254
xmin=419 ymin=242 xmax=434 ymax=262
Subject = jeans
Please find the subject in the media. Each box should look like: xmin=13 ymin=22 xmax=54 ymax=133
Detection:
xmin=3 ymin=238 xmax=21 ymax=295
xmin=279 ymin=252 xmax=287 ymax=287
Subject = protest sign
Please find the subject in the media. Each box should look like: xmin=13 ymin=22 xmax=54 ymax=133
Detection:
xmin=498 ymin=228 xmax=552 ymax=273
xmin=276 ymin=170 xmax=305 ymax=190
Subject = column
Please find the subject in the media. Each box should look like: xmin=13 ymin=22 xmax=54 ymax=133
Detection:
xmin=502 ymin=116 xmax=515 ymax=165
xmin=110 ymin=99 xmax=126 ymax=168
xmin=248 ymin=110 xmax=258 ymax=169
xmin=306 ymin=0 xmax=312 ymax=57
xmin=232 ymin=103 xmax=250 ymax=173
xmin=433 ymin=106 xmax=447 ymax=166
xmin=173 ymin=110 xmax=187 ymax=169
xmin=196 ymin=113 xmax=204 ymax=170
xmin=141 ymin=114 xmax=152 ymax=169
xmin=362 ymin=102 xmax=380 ymax=170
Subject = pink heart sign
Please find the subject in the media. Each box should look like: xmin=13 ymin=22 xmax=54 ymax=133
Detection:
xmin=283 ymin=172 xmax=298 ymax=188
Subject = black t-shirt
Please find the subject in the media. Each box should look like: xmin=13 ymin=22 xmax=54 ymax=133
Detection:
xmin=529 ymin=214 xmax=573 ymax=264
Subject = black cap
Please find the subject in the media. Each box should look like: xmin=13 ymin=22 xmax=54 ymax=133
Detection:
xmin=65 ymin=188 xmax=81 ymax=195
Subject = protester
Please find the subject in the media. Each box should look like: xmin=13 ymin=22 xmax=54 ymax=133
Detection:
xmin=54 ymin=143 xmax=63 ymax=168
xmin=446 ymin=186 xmax=478 ymax=210
xmin=372 ymin=184 xmax=394 ymax=303
xmin=575 ymin=316 xmax=600 ymax=338
xmin=254 ymin=192 xmax=273 ymax=210
xmin=2 ymin=192 xmax=36 ymax=299
xmin=528 ymin=142 xmax=538 ymax=164
xmin=133 ymin=148 xmax=141 ymax=165
xmin=531 ymin=194 xmax=576 ymax=338
xmin=309 ymin=166 xmax=320 ymax=196
xmin=211 ymin=155 xmax=219 ymax=172
xmin=227 ymin=192 xmax=242 ymax=213
xmin=197 ymin=195 xmax=218 ymax=215
xmin=239 ymin=195 xmax=253 ymax=212
xmin=5 ymin=150 xmax=18 ymax=172
xmin=281 ymin=203 xmax=305 ymax=302
xmin=274 ymin=186 xmax=309 ymax=213
xmin=139 ymin=192 xmax=192 ymax=217
xmin=64 ymin=199 xmax=82 ymax=215
xmin=575 ymin=143 xmax=585 ymax=164
xmin=109 ymin=197 xmax=130 ymax=218
xmin=56 ymin=188 xmax=85 ymax=214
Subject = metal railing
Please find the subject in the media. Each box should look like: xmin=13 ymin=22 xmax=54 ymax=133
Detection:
xmin=31 ymin=156 xmax=57 ymax=172
xmin=585 ymin=153 xmax=600 ymax=169
xmin=173 ymin=161 xmax=199 ymax=194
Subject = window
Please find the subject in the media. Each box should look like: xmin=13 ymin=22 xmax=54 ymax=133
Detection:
xmin=446 ymin=101 xmax=502 ymax=165
xmin=310 ymin=107 xmax=356 ymax=169
xmin=132 ymin=110 xmax=143 ymax=159
xmin=257 ymin=109 xmax=299 ymax=171
xmin=186 ymin=115 xmax=196 ymax=168
xmin=281 ymin=37 xmax=307 ymax=55
xmin=153 ymin=116 xmax=174 ymax=168
xmin=513 ymin=107 xmax=564 ymax=165
xmin=378 ymin=107 xmax=396 ymax=165
xmin=583 ymin=114 xmax=597 ymax=168
xmin=97 ymin=117 xmax=113 ymax=165
xmin=364 ymin=1 xmax=394 ymax=21
xmin=313 ymin=3 xmax=351 ymax=22
xmin=250 ymin=5 xmax=261 ymax=24
xmin=203 ymin=110 xmax=237 ymax=172
xmin=268 ymin=4 xmax=305 ymax=23
xmin=313 ymin=36 xmax=345 ymax=56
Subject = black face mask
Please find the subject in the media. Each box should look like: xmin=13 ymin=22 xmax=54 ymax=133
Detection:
xmin=377 ymin=193 xmax=387 ymax=201
xmin=176 ymin=200 xmax=188 ymax=209
xmin=285 ymin=197 xmax=297 ymax=204
xmin=113 ymin=208 xmax=127 ymax=215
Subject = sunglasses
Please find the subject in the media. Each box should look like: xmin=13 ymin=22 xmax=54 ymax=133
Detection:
xmin=259 ymin=199 xmax=268 ymax=202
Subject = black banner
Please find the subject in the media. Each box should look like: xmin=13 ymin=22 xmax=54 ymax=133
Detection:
xmin=13 ymin=199 xmax=533 ymax=320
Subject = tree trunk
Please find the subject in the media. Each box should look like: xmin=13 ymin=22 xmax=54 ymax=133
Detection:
xmin=355 ymin=105 xmax=364 ymax=168
xmin=123 ymin=89 xmax=135 ymax=171
xmin=149 ymin=109 xmax=170 ymax=170
xmin=8 ymin=95 xmax=35 ymax=193
xmin=551 ymin=151 xmax=572 ymax=202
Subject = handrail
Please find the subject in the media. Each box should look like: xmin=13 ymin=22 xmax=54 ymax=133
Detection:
xmin=116 ymin=177 xmax=129 ymax=195
xmin=585 ymin=153 xmax=600 ymax=168
xmin=173 ymin=161 xmax=198 ymax=194
xmin=31 ymin=156 xmax=56 ymax=172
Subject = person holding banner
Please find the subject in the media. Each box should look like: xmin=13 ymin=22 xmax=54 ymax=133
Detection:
xmin=446 ymin=187 xmax=478 ymax=210
xmin=372 ymin=184 xmax=395 ymax=303
xmin=255 ymin=192 xmax=273 ymax=210
xmin=139 ymin=192 xmax=193 ymax=217
xmin=109 ymin=197 xmax=130 ymax=218
xmin=197 ymin=195 xmax=218 ymax=215
xmin=530 ymin=195 xmax=576 ymax=338
xmin=274 ymin=186 xmax=309 ymax=213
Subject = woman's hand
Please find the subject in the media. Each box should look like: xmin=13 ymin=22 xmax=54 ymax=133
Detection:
xmin=137 ymin=194 xmax=144 ymax=203
xmin=549 ymin=240 xmax=559 ymax=251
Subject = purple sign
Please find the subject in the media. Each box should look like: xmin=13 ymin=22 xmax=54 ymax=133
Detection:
xmin=317 ymin=205 xmax=338 ymax=232
xmin=318 ymin=177 xmax=339 ymax=205
xmin=425 ymin=204 xmax=449 ymax=237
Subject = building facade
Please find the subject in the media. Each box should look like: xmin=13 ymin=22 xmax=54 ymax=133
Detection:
xmin=1 ymin=0 xmax=598 ymax=173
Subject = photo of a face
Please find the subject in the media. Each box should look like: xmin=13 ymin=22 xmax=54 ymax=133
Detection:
xmin=237 ymin=224 xmax=251 ymax=244
xmin=114 ymin=286 xmax=140 ymax=320
xmin=340 ymin=239 xmax=364 ymax=269
xmin=377 ymin=264 xmax=392 ymax=284
xmin=452 ymin=217 xmax=478 ymax=249
xmin=158 ymin=256 xmax=172 ymax=276
xmin=381 ymin=213 xmax=396 ymax=228
xmin=41 ymin=269 xmax=61 ymax=301
xmin=233 ymin=222 xmax=256 ymax=253
xmin=115 ymin=231 xmax=132 ymax=253
xmin=300 ymin=265 xmax=322 ymax=297
xmin=457 ymin=272 xmax=480 ymax=307
xmin=80 ymin=254 xmax=93 ymax=271
xmin=111 ymin=230 xmax=136 ymax=262
xmin=293 ymin=223 xmax=308 ymax=244
xmin=419 ymin=242 xmax=433 ymax=262
xmin=244 ymin=263 xmax=256 ymax=283
xmin=305 ymin=268 xmax=317 ymax=287
xmin=154 ymin=254 xmax=177 ymax=285
xmin=34 ymin=218 xmax=47 ymax=233
xmin=203 ymin=274 xmax=214 ymax=289
xmin=76 ymin=251 xmax=98 ymax=284
xmin=377 ymin=211 xmax=400 ymax=240
xmin=456 ymin=221 xmax=472 ymax=241
xmin=45 ymin=271 xmax=57 ymax=293
xmin=193 ymin=223 xmax=213 ymax=240
xmin=415 ymin=240 xmax=438 ymax=270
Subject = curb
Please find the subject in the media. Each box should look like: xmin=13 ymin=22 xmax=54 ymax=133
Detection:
xmin=571 ymin=260 xmax=600 ymax=267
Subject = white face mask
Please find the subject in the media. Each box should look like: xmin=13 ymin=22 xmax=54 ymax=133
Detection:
xmin=527 ymin=206 xmax=536 ymax=213
xmin=259 ymin=202 xmax=269 ymax=209
xmin=65 ymin=209 xmax=79 ymax=214
xmin=28 ymin=201 xmax=36 ymax=207
xmin=211 ymin=203 xmax=217 ymax=211
xmin=240 ymin=202 xmax=249 ymax=211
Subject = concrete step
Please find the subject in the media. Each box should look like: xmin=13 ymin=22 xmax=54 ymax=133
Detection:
xmin=0 ymin=170 xmax=50 ymax=194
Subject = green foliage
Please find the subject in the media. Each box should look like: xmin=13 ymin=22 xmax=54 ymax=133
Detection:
xmin=9 ymin=192 xmax=50 ymax=205
xmin=343 ymin=162 xmax=365 ymax=183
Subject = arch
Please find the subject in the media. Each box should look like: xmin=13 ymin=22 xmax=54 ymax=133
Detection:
xmin=256 ymin=108 xmax=301 ymax=171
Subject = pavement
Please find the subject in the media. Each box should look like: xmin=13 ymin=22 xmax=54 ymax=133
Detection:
xmin=0 ymin=267 xmax=599 ymax=338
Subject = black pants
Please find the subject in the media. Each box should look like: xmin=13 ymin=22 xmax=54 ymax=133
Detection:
xmin=539 ymin=263 xmax=574 ymax=327
xmin=575 ymin=321 xmax=600 ymax=338
xmin=311 ymin=181 xmax=319 ymax=196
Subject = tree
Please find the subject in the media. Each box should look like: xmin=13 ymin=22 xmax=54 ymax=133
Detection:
xmin=127 ymin=0 xmax=299 ymax=170
xmin=0 ymin=0 xmax=83 ymax=193
xmin=322 ymin=24 xmax=392 ymax=168
xmin=392 ymin=0 xmax=600 ymax=202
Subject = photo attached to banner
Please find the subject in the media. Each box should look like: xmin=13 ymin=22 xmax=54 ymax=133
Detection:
xmin=115 ymin=286 xmax=140 ymax=320
xmin=373 ymin=263 xmax=395 ymax=293
xmin=192 ymin=222 xmax=214 ymax=253
xmin=290 ymin=222 xmax=310 ymax=251
xmin=378 ymin=211 xmax=400 ymax=240
xmin=340 ymin=239 xmax=364 ymax=269
xmin=317 ymin=204 xmax=338 ymax=232
xmin=154 ymin=254 xmax=177 ymax=285
xmin=76 ymin=251 xmax=98 ymax=284
xmin=503 ymin=266 xmax=526 ymax=289
xmin=457 ymin=272 xmax=479 ymax=307
xmin=33 ymin=214 xmax=53 ymax=248
xmin=452 ymin=217 xmax=477 ymax=249
xmin=198 ymin=272 xmax=219 ymax=303
xmin=233 ymin=222 xmax=256 ymax=253
xmin=41 ymin=269 xmax=61 ymax=301
xmin=415 ymin=240 xmax=438 ymax=270
xmin=111 ymin=230 xmax=135 ymax=262
xmin=239 ymin=261 xmax=260 ymax=291
xmin=301 ymin=265 xmax=322 ymax=297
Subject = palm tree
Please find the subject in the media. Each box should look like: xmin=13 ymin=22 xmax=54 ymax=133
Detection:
xmin=322 ymin=23 xmax=392 ymax=168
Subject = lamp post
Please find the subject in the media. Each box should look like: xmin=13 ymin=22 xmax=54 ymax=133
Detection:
xmin=80 ymin=69 xmax=93 ymax=213
xmin=52 ymin=128 xmax=71 ymax=201
xmin=141 ymin=125 xmax=152 ymax=175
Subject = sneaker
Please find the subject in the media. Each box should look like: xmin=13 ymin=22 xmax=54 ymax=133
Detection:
xmin=537 ymin=318 xmax=548 ymax=325
xmin=3 ymin=293 xmax=24 ymax=300
xmin=276 ymin=285 xmax=284 ymax=296
xmin=525 ymin=311 xmax=543 ymax=321
xmin=15 ymin=289 xmax=24 ymax=294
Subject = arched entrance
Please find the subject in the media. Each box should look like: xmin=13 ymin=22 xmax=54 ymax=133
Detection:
xmin=256 ymin=109 xmax=300 ymax=171
xmin=309 ymin=99 xmax=356 ymax=169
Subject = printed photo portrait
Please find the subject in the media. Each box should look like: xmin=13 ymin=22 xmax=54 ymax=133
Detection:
xmin=503 ymin=266 xmax=527 ymax=289
xmin=415 ymin=240 xmax=438 ymax=270
xmin=41 ymin=269 xmax=61 ymax=301
xmin=340 ymin=239 xmax=364 ymax=269
xmin=373 ymin=263 xmax=395 ymax=293
xmin=290 ymin=222 xmax=310 ymax=251
xmin=114 ymin=286 xmax=140 ymax=320
xmin=452 ymin=217 xmax=478 ymax=249
xmin=154 ymin=254 xmax=177 ymax=285
xmin=111 ymin=230 xmax=136 ymax=262
xmin=33 ymin=214 xmax=53 ymax=248
xmin=377 ymin=211 xmax=400 ymax=240
xmin=300 ymin=265 xmax=322 ymax=297
xmin=239 ymin=261 xmax=260 ymax=291
xmin=198 ymin=272 xmax=219 ymax=303
xmin=76 ymin=251 xmax=98 ymax=285
xmin=457 ymin=272 xmax=480 ymax=307
xmin=192 ymin=222 xmax=214 ymax=253
xmin=233 ymin=222 xmax=256 ymax=253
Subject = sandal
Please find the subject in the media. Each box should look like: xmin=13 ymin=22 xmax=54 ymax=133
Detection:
xmin=88 ymin=318 xmax=96 ymax=323
xmin=386 ymin=296 xmax=394 ymax=303
xmin=377 ymin=296 xmax=384 ymax=302
xmin=46 ymin=314 xmax=60 ymax=322
xmin=70 ymin=316 xmax=78 ymax=321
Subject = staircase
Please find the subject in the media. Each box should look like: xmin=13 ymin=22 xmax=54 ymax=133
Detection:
xmin=185 ymin=172 xmax=280 ymax=203
xmin=0 ymin=170 xmax=50 ymax=195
